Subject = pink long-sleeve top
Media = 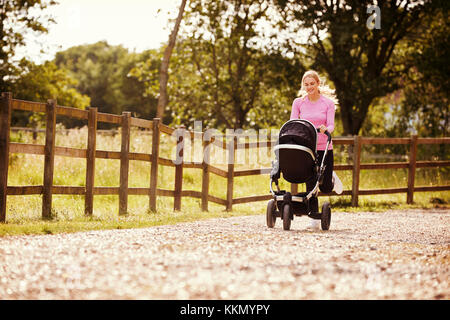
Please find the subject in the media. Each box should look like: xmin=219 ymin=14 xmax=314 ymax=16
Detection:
xmin=290 ymin=95 xmax=335 ymax=150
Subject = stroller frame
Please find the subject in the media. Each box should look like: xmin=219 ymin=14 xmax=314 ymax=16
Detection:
xmin=267 ymin=119 xmax=332 ymax=231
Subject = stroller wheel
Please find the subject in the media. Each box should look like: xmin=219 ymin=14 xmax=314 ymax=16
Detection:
xmin=282 ymin=204 xmax=291 ymax=231
xmin=321 ymin=202 xmax=331 ymax=230
xmin=266 ymin=199 xmax=276 ymax=228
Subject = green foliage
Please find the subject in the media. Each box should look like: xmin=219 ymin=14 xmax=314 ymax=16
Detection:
xmin=275 ymin=0 xmax=440 ymax=136
xmin=143 ymin=0 xmax=303 ymax=130
xmin=358 ymin=7 xmax=450 ymax=159
xmin=0 ymin=0 xmax=92 ymax=128
xmin=54 ymin=41 xmax=158 ymax=128
xmin=10 ymin=59 xmax=90 ymax=126
xmin=165 ymin=39 xmax=301 ymax=130
xmin=1 ymin=0 xmax=447 ymax=141
xmin=0 ymin=0 xmax=57 ymax=92
xmin=127 ymin=47 xmax=166 ymax=120
xmin=390 ymin=8 xmax=449 ymax=138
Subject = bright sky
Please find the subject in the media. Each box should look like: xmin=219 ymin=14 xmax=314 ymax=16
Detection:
xmin=16 ymin=0 xmax=181 ymax=64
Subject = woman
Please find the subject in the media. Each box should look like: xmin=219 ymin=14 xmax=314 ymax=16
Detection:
xmin=290 ymin=70 xmax=343 ymax=229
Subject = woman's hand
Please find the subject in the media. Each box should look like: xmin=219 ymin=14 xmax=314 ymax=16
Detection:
xmin=319 ymin=125 xmax=327 ymax=134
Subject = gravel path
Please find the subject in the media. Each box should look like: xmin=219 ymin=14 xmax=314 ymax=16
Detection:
xmin=1 ymin=208 xmax=449 ymax=300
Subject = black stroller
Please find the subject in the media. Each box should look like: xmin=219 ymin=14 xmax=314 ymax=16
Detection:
xmin=267 ymin=119 xmax=332 ymax=231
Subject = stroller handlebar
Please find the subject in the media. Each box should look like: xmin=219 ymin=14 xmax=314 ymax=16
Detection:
xmin=317 ymin=128 xmax=332 ymax=142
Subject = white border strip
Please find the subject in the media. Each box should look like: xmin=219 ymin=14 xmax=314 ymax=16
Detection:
xmin=274 ymin=144 xmax=315 ymax=160
xmin=276 ymin=195 xmax=305 ymax=202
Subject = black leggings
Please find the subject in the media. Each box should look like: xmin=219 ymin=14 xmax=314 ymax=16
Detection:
xmin=307 ymin=150 xmax=334 ymax=212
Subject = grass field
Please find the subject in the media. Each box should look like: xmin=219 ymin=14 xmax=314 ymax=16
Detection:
xmin=2 ymin=127 xmax=448 ymax=236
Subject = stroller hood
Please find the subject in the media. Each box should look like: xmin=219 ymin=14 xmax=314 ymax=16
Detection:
xmin=278 ymin=119 xmax=317 ymax=152
xmin=274 ymin=119 xmax=318 ymax=184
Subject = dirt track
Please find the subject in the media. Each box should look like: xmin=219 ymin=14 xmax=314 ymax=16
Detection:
xmin=0 ymin=208 xmax=449 ymax=300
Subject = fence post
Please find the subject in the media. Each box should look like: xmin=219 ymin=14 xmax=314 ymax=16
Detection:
xmin=0 ymin=93 xmax=12 ymax=223
xmin=226 ymin=135 xmax=235 ymax=212
xmin=119 ymin=112 xmax=131 ymax=215
xmin=85 ymin=107 xmax=97 ymax=216
xmin=174 ymin=125 xmax=185 ymax=211
xmin=149 ymin=118 xmax=160 ymax=212
xmin=42 ymin=99 xmax=57 ymax=219
xmin=201 ymin=136 xmax=211 ymax=212
xmin=351 ymin=135 xmax=362 ymax=207
xmin=407 ymin=135 xmax=418 ymax=204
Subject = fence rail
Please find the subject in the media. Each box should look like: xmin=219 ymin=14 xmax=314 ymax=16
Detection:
xmin=1 ymin=92 xmax=449 ymax=222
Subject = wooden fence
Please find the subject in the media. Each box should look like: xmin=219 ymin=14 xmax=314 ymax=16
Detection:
xmin=1 ymin=92 xmax=449 ymax=222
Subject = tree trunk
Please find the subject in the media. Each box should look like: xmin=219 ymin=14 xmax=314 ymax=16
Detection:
xmin=339 ymin=102 xmax=366 ymax=136
xmin=336 ymin=88 xmax=371 ymax=136
xmin=156 ymin=0 xmax=187 ymax=121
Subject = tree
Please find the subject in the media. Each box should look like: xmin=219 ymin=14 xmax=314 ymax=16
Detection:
xmin=54 ymin=42 xmax=128 ymax=115
xmin=164 ymin=0 xmax=301 ymax=130
xmin=54 ymin=41 xmax=158 ymax=127
xmin=0 ymin=0 xmax=56 ymax=92
xmin=0 ymin=0 xmax=97 ymax=128
xmin=275 ymin=0 xmax=439 ymax=136
xmin=157 ymin=0 xmax=187 ymax=121
xmin=10 ymin=59 xmax=90 ymax=127
xmin=128 ymin=48 xmax=167 ymax=121
xmin=394 ymin=7 xmax=449 ymax=138
xmin=165 ymin=37 xmax=302 ymax=130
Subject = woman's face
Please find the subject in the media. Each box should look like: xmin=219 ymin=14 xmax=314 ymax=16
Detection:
xmin=303 ymin=76 xmax=320 ymax=96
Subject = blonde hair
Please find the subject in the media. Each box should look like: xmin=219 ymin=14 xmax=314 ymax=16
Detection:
xmin=297 ymin=70 xmax=338 ymax=105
